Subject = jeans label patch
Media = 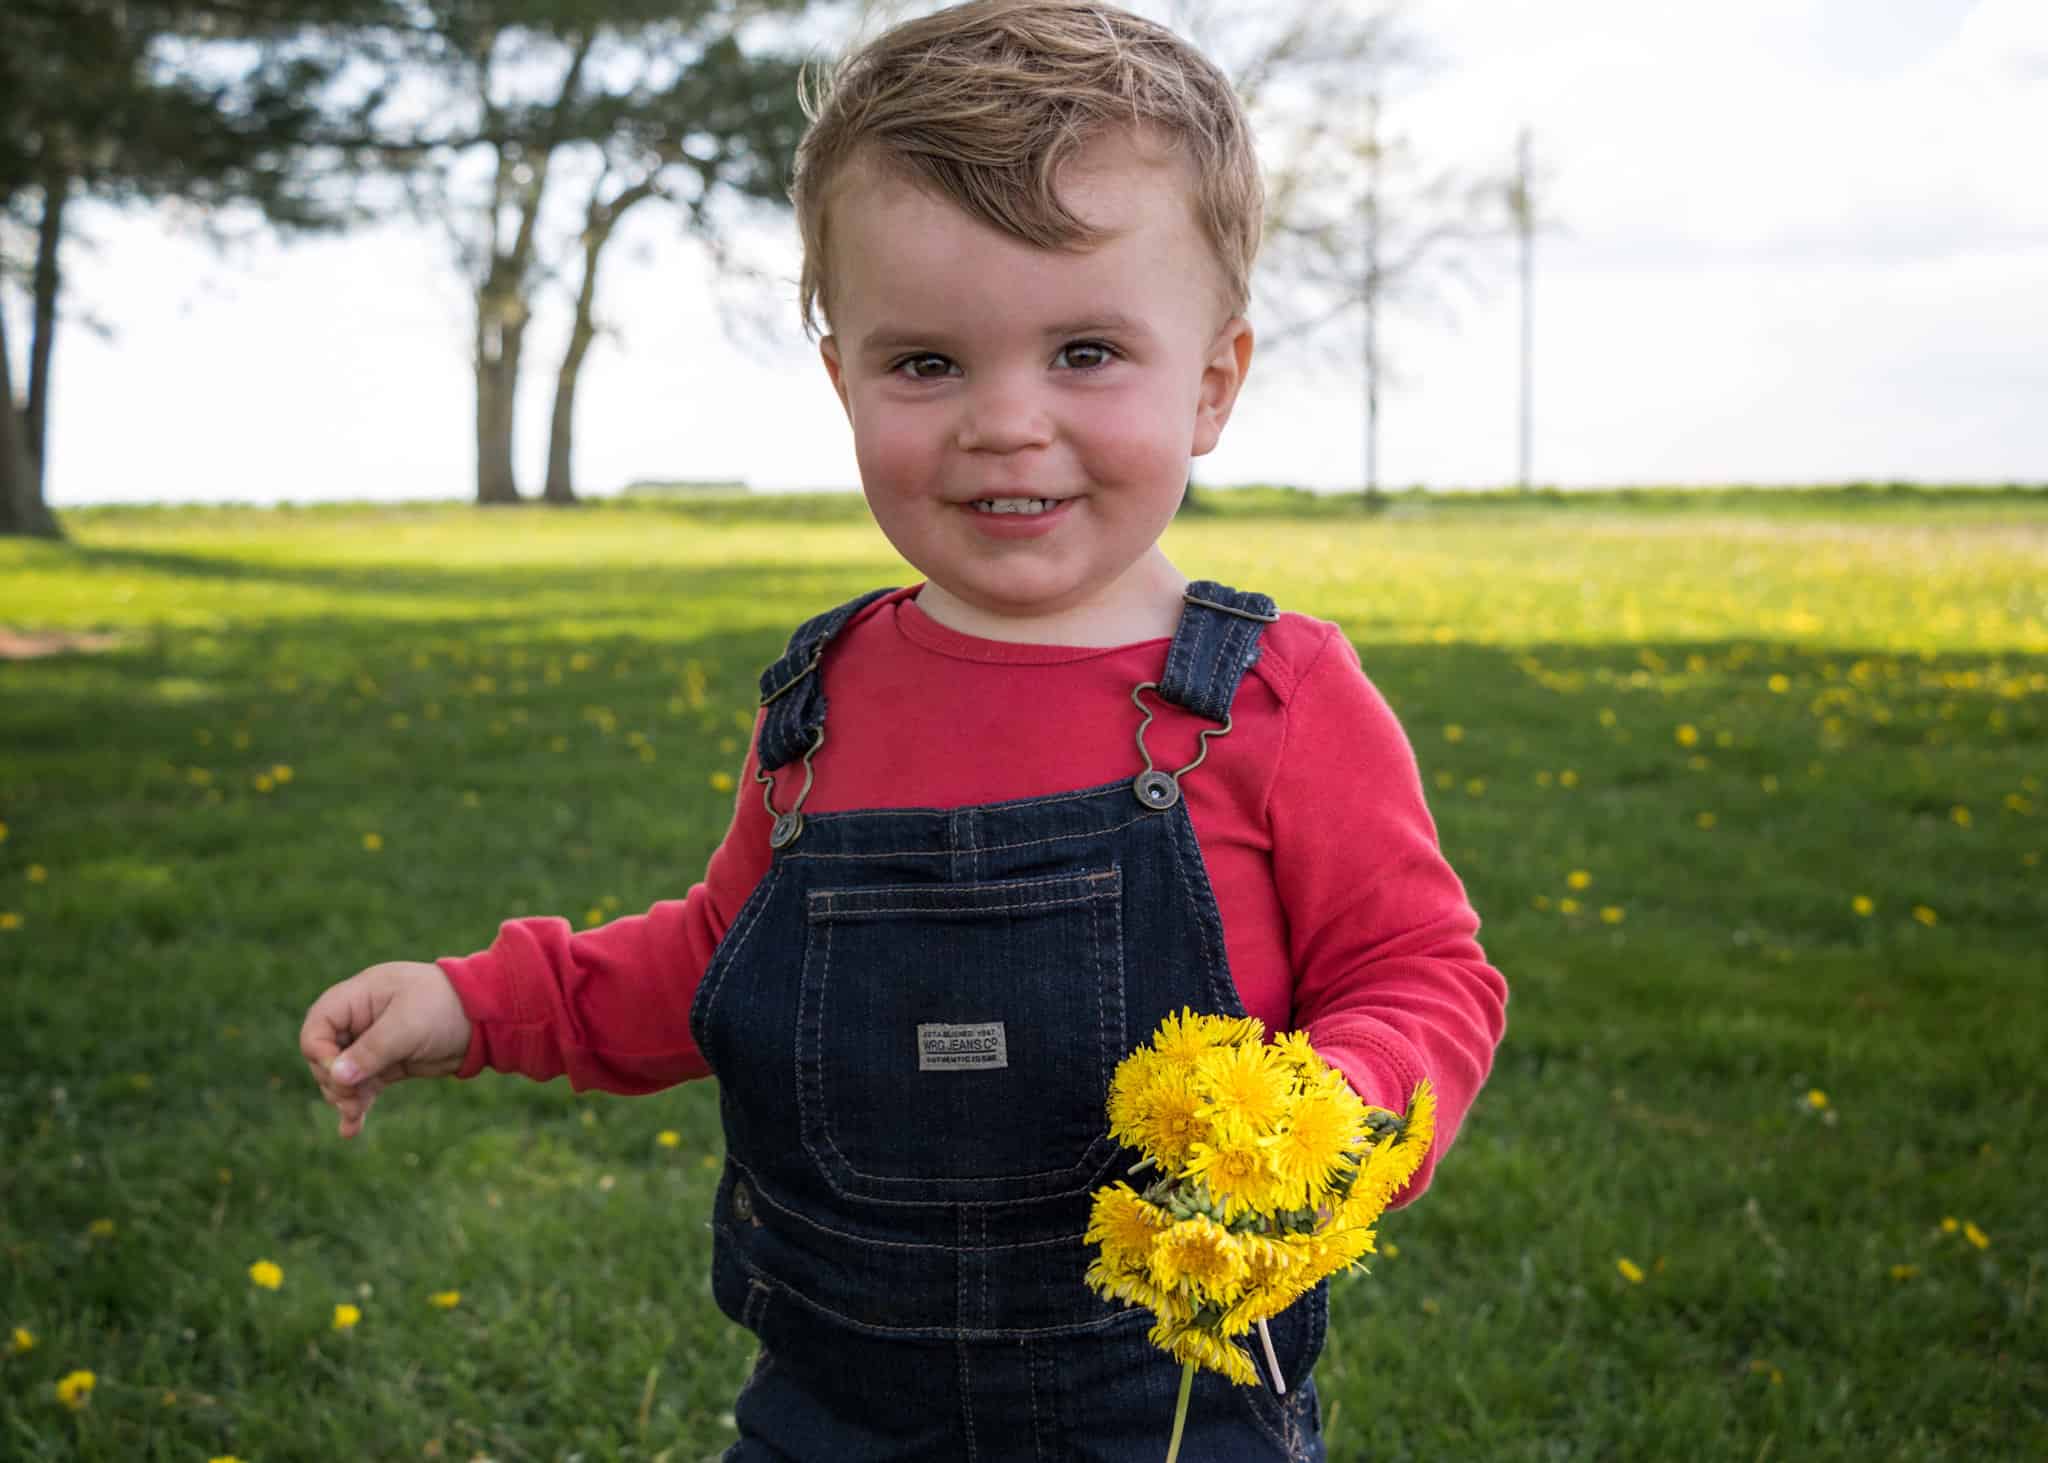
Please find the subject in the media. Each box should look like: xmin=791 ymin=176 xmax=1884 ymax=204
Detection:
xmin=917 ymin=1021 xmax=1008 ymax=1071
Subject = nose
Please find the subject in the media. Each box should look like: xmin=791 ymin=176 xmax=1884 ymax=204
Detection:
xmin=955 ymin=373 xmax=1053 ymax=453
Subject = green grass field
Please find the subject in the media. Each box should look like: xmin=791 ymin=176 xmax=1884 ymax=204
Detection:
xmin=3 ymin=493 xmax=2044 ymax=1461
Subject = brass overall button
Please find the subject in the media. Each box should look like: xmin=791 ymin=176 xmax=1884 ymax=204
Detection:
xmin=731 ymin=1180 xmax=756 ymax=1224
xmin=1133 ymin=770 xmax=1180 ymax=811
xmin=769 ymin=811 xmax=804 ymax=849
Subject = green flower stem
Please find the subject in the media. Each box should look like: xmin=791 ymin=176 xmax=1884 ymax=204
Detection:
xmin=1164 ymin=1357 xmax=1196 ymax=1463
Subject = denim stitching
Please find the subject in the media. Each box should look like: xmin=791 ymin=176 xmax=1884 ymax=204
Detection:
xmin=782 ymin=813 xmax=1154 ymax=861
xmin=692 ymin=865 xmax=779 ymax=1036
xmin=807 ymin=869 xmax=1119 ymax=916
xmin=725 ymin=1159 xmax=1091 ymax=1251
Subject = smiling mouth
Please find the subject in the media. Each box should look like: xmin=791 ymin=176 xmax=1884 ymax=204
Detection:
xmin=970 ymin=498 xmax=1063 ymax=515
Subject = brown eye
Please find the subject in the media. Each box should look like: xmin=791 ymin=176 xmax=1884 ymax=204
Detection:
xmin=1056 ymin=342 xmax=1115 ymax=370
xmin=897 ymin=354 xmax=956 ymax=380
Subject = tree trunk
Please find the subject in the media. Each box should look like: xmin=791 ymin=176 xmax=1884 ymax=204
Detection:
xmin=474 ymin=279 xmax=525 ymax=504
xmin=0 ymin=189 xmax=63 ymax=539
xmin=26 ymin=169 xmax=66 ymax=481
xmin=543 ymin=177 xmax=659 ymax=505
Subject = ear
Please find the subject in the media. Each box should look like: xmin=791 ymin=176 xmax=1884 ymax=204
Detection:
xmin=819 ymin=335 xmax=853 ymax=421
xmin=1191 ymin=316 xmax=1254 ymax=457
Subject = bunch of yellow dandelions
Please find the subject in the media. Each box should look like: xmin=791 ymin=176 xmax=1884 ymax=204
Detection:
xmin=1085 ymin=1010 xmax=1434 ymax=1459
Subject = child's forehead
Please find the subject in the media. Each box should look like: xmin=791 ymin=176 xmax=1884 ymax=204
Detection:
xmin=827 ymin=156 xmax=1227 ymax=336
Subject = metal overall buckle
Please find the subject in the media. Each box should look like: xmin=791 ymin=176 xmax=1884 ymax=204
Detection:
xmin=1128 ymin=683 xmax=1231 ymax=812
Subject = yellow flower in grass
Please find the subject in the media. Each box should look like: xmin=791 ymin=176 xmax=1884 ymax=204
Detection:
xmin=333 ymin=1303 xmax=362 ymax=1331
xmin=428 ymin=1290 xmax=461 ymax=1309
xmin=248 ymin=1259 xmax=283 ymax=1290
xmin=1963 ymin=1222 xmax=1990 ymax=1250
xmin=10 ymin=1326 xmax=34 ymax=1354
xmin=1617 ymin=1257 xmax=1646 ymax=1284
xmin=55 ymin=1369 xmax=95 ymax=1410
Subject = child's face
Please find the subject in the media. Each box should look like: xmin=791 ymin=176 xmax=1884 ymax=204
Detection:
xmin=818 ymin=131 xmax=1253 ymax=642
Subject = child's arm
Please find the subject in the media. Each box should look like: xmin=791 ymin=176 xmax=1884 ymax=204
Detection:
xmin=299 ymin=960 xmax=472 ymax=1138
xmin=1271 ymin=629 xmax=1510 ymax=1203
xmin=369 ymin=743 xmax=772 ymax=1099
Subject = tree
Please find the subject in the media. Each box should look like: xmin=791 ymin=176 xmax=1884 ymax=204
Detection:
xmin=1154 ymin=0 xmax=1520 ymax=505
xmin=381 ymin=1 xmax=811 ymax=506
xmin=1 ymin=0 xmax=406 ymax=538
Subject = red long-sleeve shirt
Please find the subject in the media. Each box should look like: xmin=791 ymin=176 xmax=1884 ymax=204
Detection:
xmin=439 ymin=588 xmax=1507 ymax=1201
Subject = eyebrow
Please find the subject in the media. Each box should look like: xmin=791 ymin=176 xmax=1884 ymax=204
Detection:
xmin=857 ymin=313 xmax=1153 ymax=356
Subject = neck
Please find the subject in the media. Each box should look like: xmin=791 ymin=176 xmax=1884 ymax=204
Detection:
xmin=916 ymin=553 xmax=1189 ymax=646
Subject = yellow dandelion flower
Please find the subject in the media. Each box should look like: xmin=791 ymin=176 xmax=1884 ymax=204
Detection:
xmin=1567 ymin=870 xmax=1592 ymax=890
xmin=428 ymin=1290 xmax=461 ymax=1309
xmin=1130 ymin=1067 xmax=1205 ymax=1171
xmin=1193 ymin=1040 xmax=1292 ymax=1136
xmin=333 ymin=1303 xmax=362 ymax=1331
xmin=1617 ymin=1257 xmax=1645 ymax=1284
xmin=1852 ymin=895 xmax=1874 ymax=917
xmin=272 ymin=764 xmax=293 ymax=783
xmin=1559 ymin=769 xmax=1579 ymax=787
xmin=26 ymin=864 xmax=47 ymax=883
xmin=1806 ymin=1089 xmax=1828 ymax=1110
xmin=1150 ymin=1008 xmax=1259 ymax=1069
xmin=1442 ymin=724 xmax=1464 ymax=742
xmin=1268 ymin=1029 xmax=1321 ymax=1077
xmin=0 ymin=913 xmax=21 ymax=931
xmin=1261 ymin=1079 xmax=1365 ymax=1207
xmin=1940 ymin=1216 xmax=1959 ymax=1233
xmin=656 ymin=1130 xmax=681 ymax=1149
xmin=1085 ymin=1183 xmax=1172 ymax=1272
xmin=1950 ymin=806 xmax=1971 ymax=828
xmin=1963 ymin=1222 xmax=1989 ymax=1250
xmin=1600 ymin=906 xmax=1625 ymax=925
xmin=9 ymin=1326 xmax=33 ymax=1354
xmin=710 ymin=771 xmax=736 ymax=792
xmin=1182 ymin=1130 xmax=1283 ymax=1221
xmin=1889 ymin=1264 xmax=1918 ymax=1281
xmin=1696 ymin=811 xmax=1717 ymax=830
xmin=1768 ymin=673 xmax=1790 ymax=693
xmin=1148 ymin=1215 xmax=1250 ymax=1305
xmin=248 ymin=1259 xmax=283 ymax=1290
xmin=361 ymin=832 xmax=383 ymax=853
xmin=87 ymin=1218 xmax=116 ymax=1240
xmin=55 ymin=1369 xmax=95 ymax=1410
xmin=1151 ymin=1318 xmax=1258 ymax=1386
xmin=1675 ymin=724 xmax=1700 ymax=747
xmin=1559 ymin=898 xmax=1581 ymax=915
xmin=1912 ymin=905 xmax=1938 ymax=927
xmin=1106 ymin=1045 xmax=1164 ymax=1147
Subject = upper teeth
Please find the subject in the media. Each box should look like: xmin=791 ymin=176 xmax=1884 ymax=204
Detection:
xmin=973 ymin=498 xmax=1057 ymax=514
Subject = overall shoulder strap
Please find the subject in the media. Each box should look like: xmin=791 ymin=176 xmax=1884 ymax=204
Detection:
xmin=1157 ymin=580 xmax=1280 ymax=722
xmin=755 ymin=588 xmax=900 ymax=772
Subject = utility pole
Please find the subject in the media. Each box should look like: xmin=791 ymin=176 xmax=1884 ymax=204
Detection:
xmin=1362 ymin=89 xmax=1383 ymax=510
xmin=1514 ymin=127 xmax=1536 ymax=490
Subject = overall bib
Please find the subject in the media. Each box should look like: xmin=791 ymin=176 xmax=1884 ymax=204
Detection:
xmin=690 ymin=583 xmax=1328 ymax=1462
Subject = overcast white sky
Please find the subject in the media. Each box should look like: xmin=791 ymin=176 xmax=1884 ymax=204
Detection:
xmin=19 ymin=0 xmax=2048 ymax=506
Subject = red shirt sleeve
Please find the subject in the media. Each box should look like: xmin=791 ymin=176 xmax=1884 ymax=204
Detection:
xmin=1270 ymin=627 xmax=1509 ymax=1205
xmin=436 ymin=741 xmax=774 ymax=1093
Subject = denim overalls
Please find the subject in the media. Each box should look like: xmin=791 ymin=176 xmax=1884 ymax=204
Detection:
xmin=690 ymin=583 xmax=1327 ymax=1462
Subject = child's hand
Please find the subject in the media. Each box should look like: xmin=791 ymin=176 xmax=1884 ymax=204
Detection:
xmin=298 ymin=961 xmax=472 ymax=1138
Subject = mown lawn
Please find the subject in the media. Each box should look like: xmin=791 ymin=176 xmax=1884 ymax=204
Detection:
xmin=3 ymin=492 xmax=2044 ymax=1461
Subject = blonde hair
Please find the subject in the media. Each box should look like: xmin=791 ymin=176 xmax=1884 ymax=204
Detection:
xmin=792 ymin=0 xmax=1263 ymax=337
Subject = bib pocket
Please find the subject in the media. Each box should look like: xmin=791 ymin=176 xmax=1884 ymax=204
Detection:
xmin=798 ymin=866 xmax=1126 ymax=1202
